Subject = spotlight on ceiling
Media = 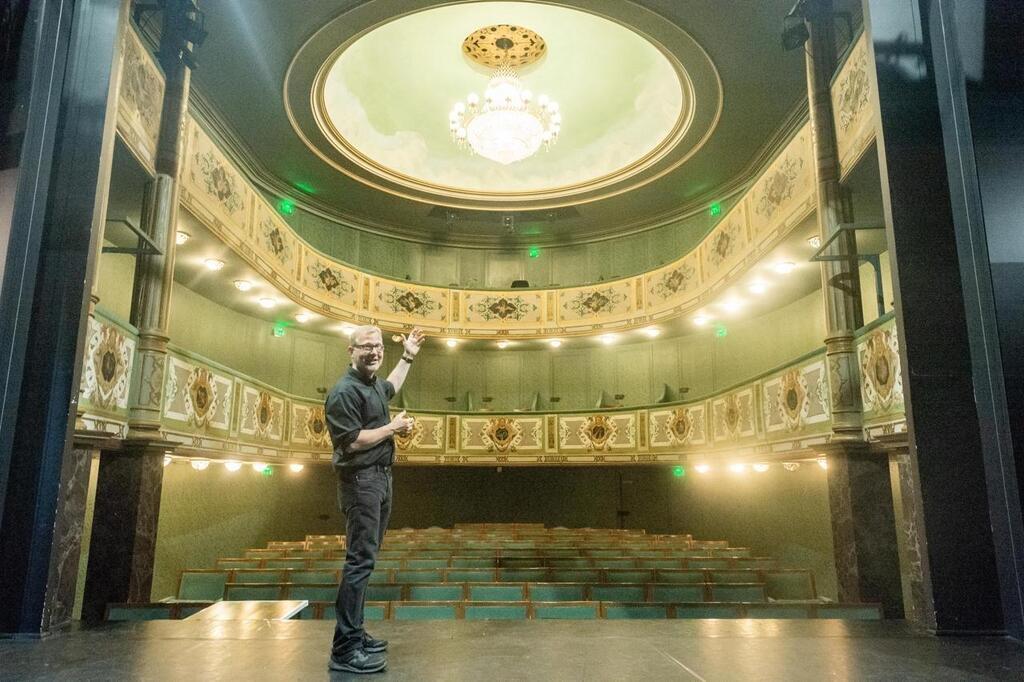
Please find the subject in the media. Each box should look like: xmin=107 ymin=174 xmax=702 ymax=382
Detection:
xmin=258 ymin=298 xmax=276 ymax=309
xmin=224 ymin=461 xmax=242 ymax=472
xmin=175 ymin=231 xmax=191 ymax=245
xmin=233 ymin=280 xmax=252 ymax=292
xmin=774 ymin=261 xmax=796 ymax=274
xmin=204 ymin=258 xmax=225 ymax=271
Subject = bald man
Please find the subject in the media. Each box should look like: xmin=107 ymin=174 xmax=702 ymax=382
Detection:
xmin=325 ymin=325 xmax=423 ymax=674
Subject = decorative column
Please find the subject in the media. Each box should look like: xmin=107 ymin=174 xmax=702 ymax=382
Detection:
xmin=83 ymin=1 xmax=196 ymax=618
xmin=803 ymin=0 xmax=902 ymax=616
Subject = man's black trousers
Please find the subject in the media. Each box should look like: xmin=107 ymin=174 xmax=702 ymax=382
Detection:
xmin=333 ymin=466 xmax=392 ymax=655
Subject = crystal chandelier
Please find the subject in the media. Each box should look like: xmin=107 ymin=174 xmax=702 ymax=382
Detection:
xmin=449 ymin=25 xmax=561 ymax=165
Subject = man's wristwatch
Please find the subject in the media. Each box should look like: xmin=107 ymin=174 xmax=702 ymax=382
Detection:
xmin=401 ymin=354 xmax=414 ymax=364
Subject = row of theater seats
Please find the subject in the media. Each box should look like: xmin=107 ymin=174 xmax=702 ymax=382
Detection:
xmin=105 ymin=526 xmax=883 ymax=621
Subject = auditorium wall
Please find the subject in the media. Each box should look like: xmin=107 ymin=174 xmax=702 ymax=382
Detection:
xmin=92 ymin=250 xmax=826 ymax=410
xmin=280 ymin=194 xmax=739 ymax=289
xmin=151 ymin=462 xmax=837 ymax=601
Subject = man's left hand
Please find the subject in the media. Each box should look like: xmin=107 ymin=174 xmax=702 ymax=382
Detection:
xmin=401 ymin=327 xmax=425 ymax=357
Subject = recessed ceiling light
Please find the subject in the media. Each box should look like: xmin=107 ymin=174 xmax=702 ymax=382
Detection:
xmin=224 ymin=461 xmax=242 ymax=472
xmin=753 ymin=463 xmax=770 ymax=473
xmin=817 ymin=457 xmax=828 ymax=470
xmin=445 ymin=338 xmax=458 ymax=348
xmin=748 ymin=281 xmax=767 ymax=295
xmin=251 ymin=462 xmax=268 ymax=473
xmin=728 ymin=463 xmax=746 ymax=474
xmin=807 ymin=235 xmax=822 ymax=249
xmin=340 ymin=325 xmax=355 ymax=336
xmin=289 ymin=463 xmax=304 ymax=473
xmin=600 ymin=334 xmax=617 ymax=345
xmin=693 ymin=315 xmax=710 ymax=326
xmin=176 ymin=231 xmax=191 ymax=245
xmin=233 ymin=279 xmax=252 ymax=292
xmin=774 ymin=261 xmax=796 ymax=274
xmin=258 ymin=297 xmax=276 ymax=308
xmin=548 ymin=339 xmax=562 ymax=348
xmin=204 ymin=258 xmax=225 ymax=271
xmin=190 ymin=459 xmax=210 ymax=471
xmin=295 ymin=312 xmax=311 ymax=323
xmin=694 ymin=463 xmax=711 ymax=474
xmin=497 ymin=340 xmax=510 ymax=349
xmin=642 ymin=327 xmax=661 ymax=338
xmin=720 ymin=298 xmax=742 ymax=312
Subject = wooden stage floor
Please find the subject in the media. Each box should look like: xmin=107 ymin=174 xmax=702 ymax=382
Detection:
xmin=2 ymin=619 xmax=1023 ymax=680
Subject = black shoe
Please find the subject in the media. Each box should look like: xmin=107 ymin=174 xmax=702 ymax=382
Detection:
xmin=362 ymin=634 xmax=388 ymax=653
xmin=328 ymin=648 xmax=387 ymax=674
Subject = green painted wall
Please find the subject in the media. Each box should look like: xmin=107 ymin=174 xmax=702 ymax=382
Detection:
xmin=94 ymin=249 xmax=825 ymax=410
xmin=279 ymin=194 xmax=740 ymax=289
xmin=151 ymin=462 xmax=836 ymax=601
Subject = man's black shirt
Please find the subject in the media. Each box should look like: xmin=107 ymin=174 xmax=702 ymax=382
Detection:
xmin=325 ymin=366 xmax=396 ymax=470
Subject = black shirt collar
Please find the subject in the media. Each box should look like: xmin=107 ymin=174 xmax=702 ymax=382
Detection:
xmin=347 ymin=365 xmax=377 ymax=385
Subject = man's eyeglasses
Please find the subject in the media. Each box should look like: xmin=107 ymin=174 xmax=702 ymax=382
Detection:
xmin=353 ymin=343 xmax=384 ymax=352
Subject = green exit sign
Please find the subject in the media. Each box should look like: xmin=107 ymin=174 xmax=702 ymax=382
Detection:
xmin=715 ymin=326 xmax=728 ymax=338
xmin=273 ymin=323 xmax=287 ymax=338
xmin=709 ymin=202 xmax=722 ymax=217
xmin=672 ymin=465 xmax=686 ymax=478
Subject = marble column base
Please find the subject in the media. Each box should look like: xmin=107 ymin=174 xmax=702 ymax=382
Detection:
xmin=39 ymin=447 xmax=94 ymax=632
xmin=826 ymin=445 xmax=904 ymax=618
xmin=80 ymin=443 xmax=167 ymax=621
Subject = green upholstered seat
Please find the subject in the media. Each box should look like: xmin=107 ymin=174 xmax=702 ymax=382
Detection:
xmin=178 ymin=571 xmax=229 ymax=601
xmin=409 ymin=584 xmax=464 ymax=601
xmin=106 ymin=604 xmax=175 ymax=621
xmin=533 ymin=603 xmax=599 ymax=619
xmin=407 ymin=558 xmax=448 ymax=569
xmin=445 ymin=569 xmax=496 ymax=582
xmin=605 ymin=569 xmax=654 ymax=583
xmin=499 ymin=568 xmax=548 ymax=582
xmin=368 ymin=570 xmax=391 ymax=584
xmin=224 ymin=584 xmax=282 ymax=600
xmin=366 ymin=584 xmax=404 ymax=601
xmin=597 ymin=559 xmax=638 ymax=569
xmin=287 ymin=585 xmax=338 ymax=601
xmin=604 ymin=604 xmax=669 ymax=619
xmin=654 ymin=569 xmax=706 ymax=584
xmin=591 ymin=585 xmax=645 ymax=602
xmin=450 ymin=557 xmax=496 ymax=568
xmin=396 ymin=569 xmax=443 ymax=583
xmin=549 ymin=569 xmax=600 ymax=583
xmin=500 ymin=557 xmax=543 ymax=568
xmin=765 ymin=570 xmax=817 ymax=600
xmin=637 ymin=559 xmax=682 ymax=569
xmin=687 ymin=558 xmax=731 ymax=569
xmin=469 ymin=584 xmax=526 ymax=601
xmin=675 ymin=604 xmax=744 ymax=618
xmin=528 ymin=583 xmax=586 ymax=601
xmin=393 ymin=603 xmax=458 ymax=620
xmin=650 ymin=584 xmax=706 ymax=602
xmin=216 ymin=559 xmax=260 ymax=569
xmin=244 ymin=550 xmax=284 ymax=559
xmin=311 ymin=559 xmax=346 ymax=570
xmin=709 ymin=569 xmax=760 ymax=583
xmin=231 ymin=570 xmax=283 ymax=584
xmin=548 ymin=558 xmax=593 ymax=568
xmin=264 ymin=559 xmax=307 ymax=570
xmin=464 ymin=603 xmax=528 ymax=620
xmin=709 ymin=583 xmax=767 ymax=602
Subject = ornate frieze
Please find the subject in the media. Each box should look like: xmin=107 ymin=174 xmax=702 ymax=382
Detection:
xmin=832 ymin=34 xmax=878 ymax=176
xmin=116 ymin=27 xmax=164 ymax=171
